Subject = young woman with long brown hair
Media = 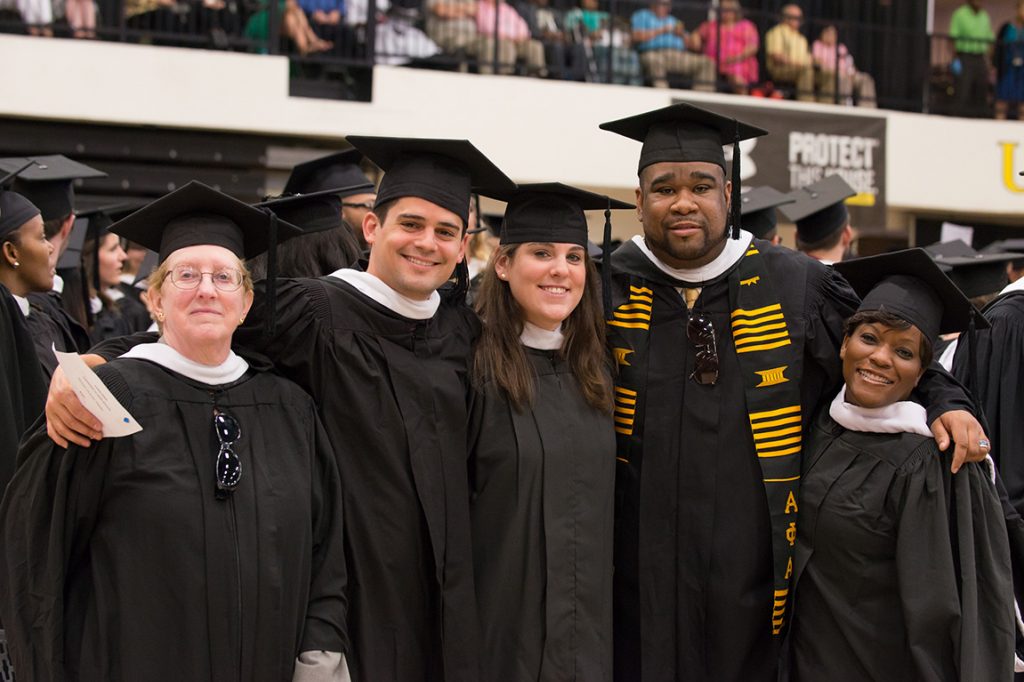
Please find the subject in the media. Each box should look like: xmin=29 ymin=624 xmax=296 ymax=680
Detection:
xmin=468 ymin=184 xmax=632 ymax=681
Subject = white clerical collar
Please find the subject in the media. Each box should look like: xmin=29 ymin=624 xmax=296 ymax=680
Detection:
xmin=120 ymin=339 xmax=249 ymax=385
xmin=328 ymin=268 xmax=440 ymax=320
xmin=520 ymin=321 xmax=564 ymax=350
xmin=89 ymin=296 xmax=102 ymax=315
xmin=119 ymin=273 xmax=135 ymax=286
xmin=106 ymin=286 xmax=125 ymax=302
xmin=52 ymin=274 xmax=64 ymax=294
xmin=631 ymin=230 xmax=753 ymax=284
xmin=829 ymin=385 xmax=932 ymax=437
xmin=12 ymin=293 xmax=30 ymax=317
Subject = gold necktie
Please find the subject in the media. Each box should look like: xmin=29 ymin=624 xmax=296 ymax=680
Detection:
xmin=683 ymin=287 xmax=701 ymax=311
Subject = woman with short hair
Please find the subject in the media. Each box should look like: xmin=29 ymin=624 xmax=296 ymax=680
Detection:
xmin=0 ymin=182 xmax=349 ymax=682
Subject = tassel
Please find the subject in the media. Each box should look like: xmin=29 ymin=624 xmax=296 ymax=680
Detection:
xmin=602 ymin=198 xmax=613 ymax=320
xmin=263 ymin=209 xmax=279 ymax=341
xmin=730 ymin=121 xmax=742 ymax=240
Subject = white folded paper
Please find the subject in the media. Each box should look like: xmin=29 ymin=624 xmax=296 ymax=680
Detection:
xmin=54 ymin=347 xmax=142 ymax=438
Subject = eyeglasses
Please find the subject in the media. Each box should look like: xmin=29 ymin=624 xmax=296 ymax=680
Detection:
xmin=214 ymin=408 xmax=242 ymax=498
xmin=341 ymin=201 xmax=375 ymax=210
xmin=169 ymin=265 xmax=244 ymax=292
xmin=687 ymin=311 xmax=719 ymax=385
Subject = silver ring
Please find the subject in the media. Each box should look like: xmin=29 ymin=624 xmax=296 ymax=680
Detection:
xmin=978 ymin=439 xmax=991 ymax=450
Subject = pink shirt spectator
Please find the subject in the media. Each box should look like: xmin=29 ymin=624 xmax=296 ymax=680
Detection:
xmin=697 ymin=18 xmax=759 ymax=85
xmin=476 ymin=0 xmax=530 ymax=41
xmin=812 ymin=40 xmax=855 ymax=76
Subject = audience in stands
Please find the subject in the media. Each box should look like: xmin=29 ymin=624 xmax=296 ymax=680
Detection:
xmin=298 ymin=0 xmax=347 ymax=44
xmin=949 ymin=0 xmax=994 ymax=118
xmin=630 ymin=0 xmax=714 ymax=89
xmin=345 ymin=0 xmax=440 ymax=65
xmin=995 ymin=0 xmax=1024 ymax=119
xmin=765 ymin=3 xmax=814 ymax=101
xmin=474 ymin=0 xmax=547 ymax=76
xmin=563 ymin=0 xmax=642 ymax=85
xmin=812 ymin=24 xmax=876 ymax=107
xmin=695 ymin=0 xmax=758 ymax=94
xmin=244 ymin=0 xmax=333 ymax=54
xmin=425 ymin=0 xmax=479 ymax=68
xmin=64 ymin=0 xmax=95 ymax=37
xmin=516 ymin=0 xmax=584 ymax=80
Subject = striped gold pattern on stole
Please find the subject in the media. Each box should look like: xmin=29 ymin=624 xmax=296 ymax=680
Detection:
xmin=731 ymin=303 xmax=792 ymax=354
xmin=607 ymin=285 xmax=653 ymax=331
xmin=772 ymin=589 xmax=789 ymax=635
xmin=613 ymin=386 xmax=637 ymax=441
xmin=749 ymin=405 xmax=802 ymax=458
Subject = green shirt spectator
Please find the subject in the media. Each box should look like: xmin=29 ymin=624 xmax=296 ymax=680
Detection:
xmin=949 ymin=1 xmax=994 ymax=54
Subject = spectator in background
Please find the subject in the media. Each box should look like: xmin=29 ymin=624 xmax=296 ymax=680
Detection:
xmin=630 ymin=0 xmax=714 ymax=90
xmin=695 ymin=0 xmax=758 ymax=94
xmin=948 ymin=0 xmax=994 ymax=118
xmin=65 ymin=0 xmax=97 ymax=37
xmin=564 ymin=0 xmax=642 ymax=85
xmin=426 ymin=0 xmax=479 ymax=68
xmin=995 ymin=0 xmax=1024 ymax=120
xmin=475 ymin=0 xmax=548 ymax=76
xmin=243 ymin=0 xmax=334 ymax=55
xmin=812 ymin=24 xmax=877 ymax=107
xmin=14 ymin=0 xmax=53 ymax=35
xmin=765 ymin=3 xmax=814 ymax=101
xmin=345 ymin=0 xmax=441 ymax=66
xmin=298 ymin=0 xmax=346 ymax=45
xmin=516 ymin=0 xmax=584 ymax=80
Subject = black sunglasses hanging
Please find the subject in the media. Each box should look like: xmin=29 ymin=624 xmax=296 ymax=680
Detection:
xmin=213 ymin=408 xmax=242 ymax=499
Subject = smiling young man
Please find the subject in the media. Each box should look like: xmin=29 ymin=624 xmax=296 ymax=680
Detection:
xmin=597 ymin=102 xmax=990 ymax=682
xmin=47 ymin=138 xmax=515 ymax=682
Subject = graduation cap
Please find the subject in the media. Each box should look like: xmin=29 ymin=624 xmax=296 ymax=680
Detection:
xmin=132 ymin=250 xmax=159 ymax=287
xmin=834 ymin=248 xmax=988 ymax=344
xmin=255 ymin=188 xmax=346 ymax=233
xmin=345 ymin=136 xmax=516 ymax=227
xmin=779 ymin=175 xmax=856 ymax=243
xmin=109 ymin=181 xmax=304 ymax=337
xmin=282 ymin=149 xmax=376 ymax=198
xmin=740 ymin=186 xmax=794 ymax=240
xmin=56 ymin=215 xmax=90 ymax=270
xmin=599 ymin=102 xmax=769 ymax=239
xmin=923 ymin=239 xmax=1023 ymax=299
xmin=0 ymin=155 xmax=106 ymax=222
xmin=490 ymin=183 xmax=633 ymax=247
xmin=0 ymin=190 xmax=41 ymax=240
xmin=981 ymin=239 xmax=1024 ymax=269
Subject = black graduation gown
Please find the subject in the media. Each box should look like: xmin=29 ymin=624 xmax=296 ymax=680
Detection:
xmin=952 ymin=291 xmax=1024 ymax=516
xmin=115 ymin=283 xmax=154 ymax=333
xmin=90 ymin=302 xmax=135 ymax=345
xmin=0 ymin=284 xmax=47 ymax=493
xmin=468 ymin=347 xmax=616 ymax=681
xmin=25 ymin=289 xmax=91 ymax=379
xmin=789 ymin=409 xmax=1015 ymax=682
xmin=606 ymin=239 xmax=975 ymax=682
xmin=0 ymin=358 xmax=347 ymax=682
xmin=234 ymin=276 xmax=481 ymax=682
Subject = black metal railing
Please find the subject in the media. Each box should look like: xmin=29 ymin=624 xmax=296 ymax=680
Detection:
xmin=0 ymin=0 xmax=1019 ymax=116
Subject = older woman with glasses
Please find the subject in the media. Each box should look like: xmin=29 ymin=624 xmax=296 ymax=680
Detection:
xmin=0 ymin=182 xmax=349 ymax=682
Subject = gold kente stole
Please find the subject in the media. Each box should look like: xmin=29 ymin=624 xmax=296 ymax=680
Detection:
xmin=727 ymin=243 xmax=803 ymax=638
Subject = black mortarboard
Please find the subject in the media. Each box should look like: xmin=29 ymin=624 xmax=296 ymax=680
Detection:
xmin=282 ymin=149 xmax=376 ymax=198
xmin=110 ymin=181 xmax=302 ymax=263
xmin=740 ymin=186 xmax=794 ymax=240
xmin=57 ymin=215 xmax=89 ymax=270
xmin=981 ymin=239 xmax=1024 ymax=269
xmin=346 ymin=136 xmax=516 ymax=227
xmin=0 ymin=190 xmax=41 ymax=240
xmin=599 ymin=102 xmax=768 ymax=239
xmin=255 ymin=188 xmax=346 ymax=233
xmin=491 ymin=183 xmax=633 ymax=247
xmin=834 ymin=248 xmax=987 ymax=343
xmin=779 ymin=175 xmax=856 ymax=243
xmin=923 ymin=239 xmax=1022 ymax=298
xmin=0 ymin=155 xmax=106 ymax=222
xmin=132 ymin=250 xmax=159 ymax=287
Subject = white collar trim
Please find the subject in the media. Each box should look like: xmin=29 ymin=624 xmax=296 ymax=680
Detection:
xmin=52 ymin=274 xmax=64 ymax=294
xmin=328 ymin=268 xmax=440 ymax=320
xmin=520 ymin=321 xmax=564 ymax=350
xmin=12 ymin=293 xmax=30 ymax=317
xmin=106 ymin=286 xmax=125 ymax=302
xmin=631 ymin=230 xmax=753 ymax=284
xmin=89 ymin=296 xmax=102 ymax=315
xmin=120 ymin=339 xmax=249 ymax=385
xmin=1001 ymin=277 xmax=1024 ymax=296
xmin=829 ymin=385 xmax=932 ymax=437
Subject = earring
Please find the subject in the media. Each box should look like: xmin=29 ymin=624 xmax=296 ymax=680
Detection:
xmin=154 ymin=311 xmax=165 ymax=322
xmin=12 ymin=261 xmax=19 ymax=268
xmin=239 ymin=316 xmax=246 ymax=324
